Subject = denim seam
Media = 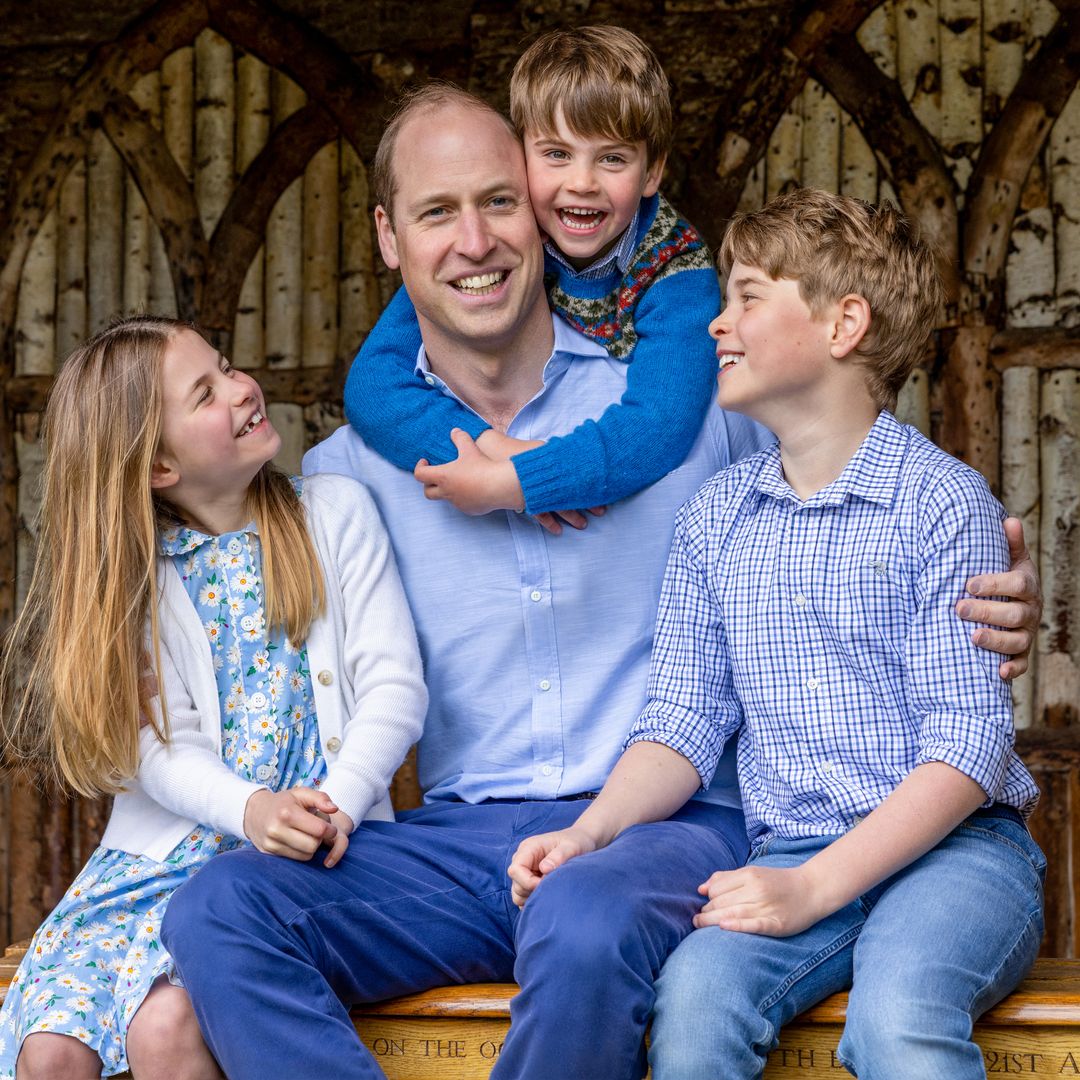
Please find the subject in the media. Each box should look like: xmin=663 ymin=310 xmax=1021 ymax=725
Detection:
xmin=760 ymin=922 xmax=862 ymax=1013
xmin=962 ymin=901 xmax=1044 ymax=1020
xmin=959 ymin=820 xmax=1045 ymax=875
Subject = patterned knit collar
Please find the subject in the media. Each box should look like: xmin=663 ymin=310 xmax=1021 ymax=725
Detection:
xmin=543 ymin=204 xmax=642 ymax=281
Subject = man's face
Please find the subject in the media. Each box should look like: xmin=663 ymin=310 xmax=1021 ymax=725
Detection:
xmin=374 ymin=104 xmax=547 ymax=358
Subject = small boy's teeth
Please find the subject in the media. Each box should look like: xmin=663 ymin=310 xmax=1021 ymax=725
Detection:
xmin=453 ymin=271 xmax=506 ymax=294
xmin=559 ymin=208 xmax=603 ymax=230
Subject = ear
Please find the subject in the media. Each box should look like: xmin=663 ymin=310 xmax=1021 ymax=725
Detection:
xmin=374 ymin=205 xmax=400 ymax=270
xmin=829 ymin=294 xmax=871 ymax=359
xmin=150 ymin=453 xmax=180 ymax=492
xmin=642 ymin=154 xmax=666 ymax=199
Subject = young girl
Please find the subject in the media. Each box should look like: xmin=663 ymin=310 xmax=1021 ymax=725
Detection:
xmin=0 ymin=315 xmax=427 ymax=1078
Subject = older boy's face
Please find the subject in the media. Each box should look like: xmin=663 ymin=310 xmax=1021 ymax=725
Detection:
xmin=711 ymin=262 xmax=836 ymax=426
xmin=523 ymin=108 xmax=664 ymax=271
xmin=374 ymin=104 xmax=546 ymax=359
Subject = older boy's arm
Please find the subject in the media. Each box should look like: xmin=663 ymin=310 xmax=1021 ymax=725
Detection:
xmin=957 ymin=517 xmax=1041 ymax=679
xmin=696 ymin=762 xmax=985 ymax=936
xmin=508 ymin=743 xmax=700 ymax=907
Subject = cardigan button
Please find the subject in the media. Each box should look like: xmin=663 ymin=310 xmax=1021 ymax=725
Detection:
xmin=325 ymin=736 xmax=342 ymax=753
xmin=317 ymin=670 xmax=333 ymax=686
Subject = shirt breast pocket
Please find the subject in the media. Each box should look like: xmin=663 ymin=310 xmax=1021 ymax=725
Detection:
xmin=836 ymin=556 xmax=914 ymax=686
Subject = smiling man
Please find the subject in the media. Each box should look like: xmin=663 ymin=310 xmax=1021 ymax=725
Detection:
xmin=161 ymin=84 xmax=1040 ymax=1080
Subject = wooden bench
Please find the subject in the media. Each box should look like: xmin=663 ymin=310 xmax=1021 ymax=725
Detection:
xmin=4 ymin=942 xmax=1080 ymax=1077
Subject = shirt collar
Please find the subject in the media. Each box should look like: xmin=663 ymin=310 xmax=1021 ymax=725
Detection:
xmin=543 ymin=205 xmax=641 ymax=281
xmin=413 ymin=312 xmax=608 ymax=390
xmin=755 ymin=410 xmax=908 ymax=508
xmin=158 ymin=519 xmax=258 ymax=557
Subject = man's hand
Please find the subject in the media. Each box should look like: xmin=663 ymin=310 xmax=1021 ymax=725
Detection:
xmin=507 ymin=826 xmax=598 ymax=908
xmin=532 ymin=506 xmax=607 ymax=536
xmin=956 ymin=517 xmax=1042 ymax=679
xmin=414 ymin=429 xmax=525 ymax=514
xmin=694 ymin=863 xmax=826 ymax=937
xmin=243 ymin=786 xmax=341 ymax=861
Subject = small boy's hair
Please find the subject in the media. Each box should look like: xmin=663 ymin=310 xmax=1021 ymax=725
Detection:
xmin=719 ymin=188 xmax=944 ymax=411
xmin=509 ymin=26 xmax=672 ymax=166
xmin=373 ymin=81 xmax=516 ymax=224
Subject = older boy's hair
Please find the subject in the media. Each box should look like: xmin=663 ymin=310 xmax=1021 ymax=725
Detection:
xmin=510 ymin=26 xmax=672 ymax=166
xmin=372 ymin=81 xmax=516 ymax=224
xmin=719 ymin=188 xmax=944 ymax=410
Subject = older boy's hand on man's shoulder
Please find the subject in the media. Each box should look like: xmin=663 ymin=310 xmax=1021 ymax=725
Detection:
xmin=956 ymin=517 xmax=1041 ymax=680
xmin=507 ymin=825 xmax=600 ymax=908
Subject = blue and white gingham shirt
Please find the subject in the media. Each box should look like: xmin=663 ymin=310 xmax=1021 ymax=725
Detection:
xmin=627 ymin=410 xmax=1039 ymax=848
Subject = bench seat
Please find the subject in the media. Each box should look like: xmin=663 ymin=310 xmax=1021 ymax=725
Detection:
xmin=4 ymin=943 xmax=1080 ymax=1077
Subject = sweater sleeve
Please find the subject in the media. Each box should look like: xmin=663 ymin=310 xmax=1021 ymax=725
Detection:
xmin=137 ymin=634 xmax=265 ymax=842
xmin=512 ymin=263 xmax=721 ymax=513
xmin=342 ymin=284 xmax=490 ymax=469
xmin=307 ymin=476 xmax=428 ymax=827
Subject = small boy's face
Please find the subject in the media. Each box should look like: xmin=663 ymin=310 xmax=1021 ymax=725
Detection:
xmin=712 ymin=262 xmax=835 ymax=425
xmin=523 ymin=108 xmax=664 ymax=271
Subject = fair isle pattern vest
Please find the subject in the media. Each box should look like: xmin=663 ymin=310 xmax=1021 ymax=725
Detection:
xmin=546 ymin=196 xmax=715 ymax=360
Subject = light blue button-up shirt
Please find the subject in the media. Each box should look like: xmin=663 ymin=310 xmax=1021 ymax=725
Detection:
xmin=305 ymin=315 xmax=768 ymax=806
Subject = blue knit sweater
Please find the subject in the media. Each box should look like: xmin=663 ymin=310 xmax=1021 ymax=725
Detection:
xmin=342 ymin=193 xmax=720 ymax=513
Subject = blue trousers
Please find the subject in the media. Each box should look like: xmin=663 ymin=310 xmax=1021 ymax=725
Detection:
xmin=161 ymin=798 xmax=746 ymax=1080
xmin=649 ymin=808 xmax=1046 ymax=1080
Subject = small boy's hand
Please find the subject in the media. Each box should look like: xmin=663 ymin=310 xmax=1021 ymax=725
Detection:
xmin=694 ymin=864 xmax=825 ymax=937
xmin=532 ymin=506 xmax=608 ymax=536
xmin=956 ymin=516 xmax=1041 ymax=680
xmin=243 ymin=787 xmax=340 ymax=861
xmin=507 ymin=826 xmax=598 ymax=907
xmin=414 ymin=429 xmax=526 ymax=514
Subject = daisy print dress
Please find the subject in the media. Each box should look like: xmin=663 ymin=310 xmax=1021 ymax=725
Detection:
xmin=0 ymin=499 xmax=327 ymax=1077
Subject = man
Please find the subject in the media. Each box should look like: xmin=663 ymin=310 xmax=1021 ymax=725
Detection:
xmin=161 ymin=85 xmax=1038 ymax=1080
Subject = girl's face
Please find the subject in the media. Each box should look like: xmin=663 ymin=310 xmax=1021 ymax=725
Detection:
xmin=152 ymin=329 xmax=280 ymax=523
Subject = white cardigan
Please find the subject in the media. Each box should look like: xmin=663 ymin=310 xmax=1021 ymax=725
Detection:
xmin=100 ymin=473 xmax=428 ymax=862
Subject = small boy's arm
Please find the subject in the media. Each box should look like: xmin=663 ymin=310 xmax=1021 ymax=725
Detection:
xmin=696 ymin=762 xmax=986 ymax=937
xmin=343 ymin=285 xmax=489 ymax=469
xmin=511 ymin=265 xmax=721 ymax=513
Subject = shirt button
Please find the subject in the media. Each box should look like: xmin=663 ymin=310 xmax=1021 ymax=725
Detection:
xmin=255 ymin=764 xmax=276 ymax=782
xmin=530 ymin=590 xmax=543 ymax=602
xmin=539 ymin=679 xmax=552 ymax=691
xmin=240 ymin=615 xmax=257 ymax=632
xmin=248 ymin=692 xmax=267 ymax=710
xmin=325 ymin=736 xmax=342 ymax=753
xmin=227 ymin=539 xmax=243 ymax=555
xmin=317 ymin=670 xmax=333 ymax=686
xmin=424 ymin=375 xmax=436 ymax=386
xmin=794 ymin=594 xmax=808 ymax=607
xmin=806 ymin=677 xmax=819 ymax=690
xmin=541 ymin=764 xmax=553 ymax=776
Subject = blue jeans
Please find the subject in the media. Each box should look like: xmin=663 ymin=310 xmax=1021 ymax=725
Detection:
xmin=649 ymin=808 xmax=1045 ymax=1080
xmin=161 ymin=798 xmax=746 ymax=1080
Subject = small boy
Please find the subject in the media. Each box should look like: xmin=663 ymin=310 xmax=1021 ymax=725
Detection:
xmin=344 ymin=27 xmax=721 ymax=524
xmin=508 ymin=188 xmax=1045 ymax=1078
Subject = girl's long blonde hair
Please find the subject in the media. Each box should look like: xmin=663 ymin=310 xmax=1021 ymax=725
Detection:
xmin=0 ymin=316 xmax=324 ymax=797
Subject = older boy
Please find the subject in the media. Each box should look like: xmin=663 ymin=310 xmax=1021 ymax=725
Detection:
xmin=509 ymin=189 xmax=1045 ymax=1079
xmin=344 ymin=27 xmax=721 ymax=524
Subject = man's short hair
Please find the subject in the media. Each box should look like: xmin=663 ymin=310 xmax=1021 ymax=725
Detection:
xmin=719 ymin=188 xmax=945 ymax=411
xmin=509 ymin=26 xmax=672 ymax=166
xmin=372 ymin=81 xmax=517 ymax=225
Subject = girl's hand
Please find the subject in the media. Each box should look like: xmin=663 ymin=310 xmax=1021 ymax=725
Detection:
xmin=242 ymin=787 xmax=340 ymax=861
xmin=322 ymin=809 xmax=354 ymax=869
xmin=694 ymin=864 xmax=826 ymax=937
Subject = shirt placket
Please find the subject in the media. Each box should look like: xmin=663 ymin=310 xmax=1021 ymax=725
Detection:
xmin=507 ymin=511 xmax=563 ymax=798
